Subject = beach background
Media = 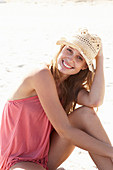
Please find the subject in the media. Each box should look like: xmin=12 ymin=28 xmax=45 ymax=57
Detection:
xmin=0 ymin=0 xmax=113 ymax=169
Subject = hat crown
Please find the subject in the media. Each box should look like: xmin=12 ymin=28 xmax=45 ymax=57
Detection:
xmin=75 ymin=28 xmax=101 ymax=56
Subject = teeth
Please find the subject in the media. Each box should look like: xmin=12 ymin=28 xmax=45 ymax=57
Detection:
xmin=63 ymin=60 xmax=72 ymax=69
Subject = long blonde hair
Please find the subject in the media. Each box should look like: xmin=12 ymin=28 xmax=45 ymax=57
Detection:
xmin=49 ymin=46 xmax=95 ymax=114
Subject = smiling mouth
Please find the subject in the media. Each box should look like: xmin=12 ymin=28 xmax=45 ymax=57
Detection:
xmin=62 ymin=60 xmax=74 ymax=69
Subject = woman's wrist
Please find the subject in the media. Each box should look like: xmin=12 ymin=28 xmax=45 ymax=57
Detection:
xmin=96 ymin=52 xmax=104 ymax=70
xmin=96 ymin=46 xmax=104 ymax=64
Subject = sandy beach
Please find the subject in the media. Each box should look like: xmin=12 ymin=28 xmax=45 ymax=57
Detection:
xmin=0 ymin=0 xmax=113 ymax=169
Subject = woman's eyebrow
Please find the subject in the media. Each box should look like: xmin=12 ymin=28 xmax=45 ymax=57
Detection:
xmin=69 ymin=46 xmax=83 ymax=58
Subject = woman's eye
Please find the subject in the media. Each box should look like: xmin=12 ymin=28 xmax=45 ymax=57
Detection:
xmin=67 ymin=48 xmax=73 ymax=53
xmin=77 ymin=55 xmax=83 ymax=61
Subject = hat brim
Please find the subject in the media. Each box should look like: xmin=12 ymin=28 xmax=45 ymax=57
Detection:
xmin=56 ymin=40 xmax=94 ymax=72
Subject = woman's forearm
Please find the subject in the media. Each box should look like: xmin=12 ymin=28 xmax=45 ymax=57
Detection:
xmin=89 ymin=49 xmax=105 ymax=106
xmin=65 ymin=126 xmax=113 ymax=159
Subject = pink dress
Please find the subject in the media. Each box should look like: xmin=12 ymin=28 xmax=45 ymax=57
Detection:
xmin=0 ymin=96 xmax=53 ymax=170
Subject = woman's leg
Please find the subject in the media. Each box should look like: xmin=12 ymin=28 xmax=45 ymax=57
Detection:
xmin=48 ymin=106 xmax=113 ymax=170
xmin=10 ymin=161 xmax=46 ymax=170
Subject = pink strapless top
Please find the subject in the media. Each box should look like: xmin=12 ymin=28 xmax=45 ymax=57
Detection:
xmin=0 ymin=96 xmax=53 ymax=170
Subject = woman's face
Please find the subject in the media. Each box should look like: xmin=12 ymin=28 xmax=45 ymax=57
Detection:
xmin=57 ymin=46 xmax=88 ymax=78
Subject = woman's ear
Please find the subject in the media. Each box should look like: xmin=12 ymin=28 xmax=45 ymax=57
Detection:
xmin=81 ymin=64 xmax=88 ymax=70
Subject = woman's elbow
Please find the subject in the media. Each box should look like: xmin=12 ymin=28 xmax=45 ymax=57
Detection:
xmin=55 ymin=125 xmax=71 ymax=140
xmin=90 ymin=99 xmax=104 ymax=107
xmin=56 ymin=125 xmax=72 ymax=141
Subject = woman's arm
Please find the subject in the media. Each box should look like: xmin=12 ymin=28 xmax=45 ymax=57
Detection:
xmin=77 ymin=46 xmax=105 ymax=107
xmin=30 ymin=67 xmax=113 ymax=159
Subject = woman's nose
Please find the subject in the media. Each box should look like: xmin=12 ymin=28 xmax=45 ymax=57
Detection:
xmin=68 ymin=55 xmax=75 ymax=62
xmin=67 ymin=56 xmax=75 ymax=66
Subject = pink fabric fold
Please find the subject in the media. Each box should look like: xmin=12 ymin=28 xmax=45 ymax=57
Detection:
xmin=0 ymin=96 xmax=53 ymax=170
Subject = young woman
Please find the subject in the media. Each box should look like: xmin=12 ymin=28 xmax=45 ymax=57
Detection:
xmin=0 ymin=28 xmax=113 ymax=170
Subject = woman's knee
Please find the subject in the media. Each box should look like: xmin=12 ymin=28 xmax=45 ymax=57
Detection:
xmin=79 ymin=106 xmax=97 ymax=120
xmin=69 ymin=106 xmax=98 ymax=129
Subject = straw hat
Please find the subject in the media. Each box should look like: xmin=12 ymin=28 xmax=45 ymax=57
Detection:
xmin=56 ymin=28 xmax=101 ymax=72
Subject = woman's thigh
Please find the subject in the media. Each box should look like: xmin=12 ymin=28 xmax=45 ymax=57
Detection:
xmin=48 ymin=106 xmax=98 ymax=170
xmin=48 ymin=129 xmax=75 ymax=170
xmin=10 ymin=161 xmax=46 ymax=170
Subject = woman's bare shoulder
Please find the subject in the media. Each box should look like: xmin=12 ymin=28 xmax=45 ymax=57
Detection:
xmin=9 ymin=63 xmax=51 ymax=100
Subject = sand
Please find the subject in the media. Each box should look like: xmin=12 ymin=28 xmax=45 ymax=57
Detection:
xmin=0 ymin=0 xmax=113 ymax=169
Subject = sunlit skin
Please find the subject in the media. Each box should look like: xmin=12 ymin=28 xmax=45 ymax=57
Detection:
xmin=57 ymin=46 xmax=88 ymax=80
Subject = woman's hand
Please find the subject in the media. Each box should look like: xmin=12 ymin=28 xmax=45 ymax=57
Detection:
xmin=97 ymin=45 xmax=103 ymax=57
xmin=96 ymin=45 xmax=104 ymax=68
